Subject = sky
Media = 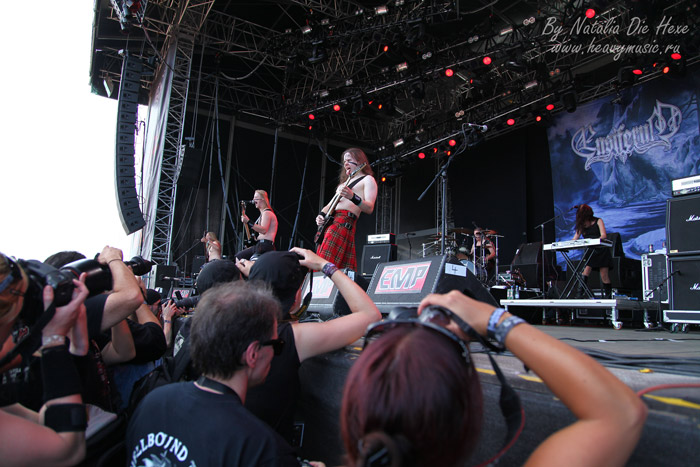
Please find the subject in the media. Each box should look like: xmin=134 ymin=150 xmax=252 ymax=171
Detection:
xmin=0 ymin=4 xmax=137 ymax=262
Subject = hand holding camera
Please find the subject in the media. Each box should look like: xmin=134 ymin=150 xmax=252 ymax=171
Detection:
xmin=41 ymin=273 xmax=90 ymax=355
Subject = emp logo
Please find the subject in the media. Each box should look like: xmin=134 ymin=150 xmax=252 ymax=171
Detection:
xmin=374 ymin=262 xmax=431 ymax=294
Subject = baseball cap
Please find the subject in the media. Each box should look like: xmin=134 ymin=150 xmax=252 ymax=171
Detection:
xmin=196 ymin=259 xmax=241 ymax=294
xmin=248 ymin=251 xmax=308 ymax=316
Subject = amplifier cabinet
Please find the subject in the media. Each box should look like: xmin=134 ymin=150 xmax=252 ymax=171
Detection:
xmin=666 ymin=193 xmax=700 ymax=256
xmin=668 ymin=255 xmax=700 ymax=318
xmin=361 ymin=244 xmax=397 ymax=278
xmin=641 ymin=250 xmax=669 ymax=303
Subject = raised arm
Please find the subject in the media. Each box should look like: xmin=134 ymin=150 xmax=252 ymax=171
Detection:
xmin=100 ymin=319 xmax=136 ymax=365
xmin=290 ymin=247 xmax=381 ymax=362
xmin=97 ymin=246 xmax=143 ymax=331
xmin=418 ymin=291 xmax=647 ymax=467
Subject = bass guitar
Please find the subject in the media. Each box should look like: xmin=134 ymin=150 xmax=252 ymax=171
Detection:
xmin=314 ymin=163 xmax=366 ymax=245
xmin=240 ymin=201 xmax=256 ymax=248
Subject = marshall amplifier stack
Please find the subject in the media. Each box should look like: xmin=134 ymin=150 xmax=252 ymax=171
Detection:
xmin=664 ymin=184 xmax=700 ymax=324
xmin=361 ymin=233 xmax=397 ymax=280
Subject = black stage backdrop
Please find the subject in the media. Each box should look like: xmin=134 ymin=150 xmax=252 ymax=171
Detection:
xmin=168 ymin=116 xmax=554 ymax=276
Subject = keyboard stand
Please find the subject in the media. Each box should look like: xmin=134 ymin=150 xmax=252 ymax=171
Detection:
xmin=559 ymin=247 xmax=597 ymax=299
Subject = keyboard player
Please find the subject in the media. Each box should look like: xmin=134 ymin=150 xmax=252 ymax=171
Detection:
xmin=573 ymin=204 xmax=612 ymax=298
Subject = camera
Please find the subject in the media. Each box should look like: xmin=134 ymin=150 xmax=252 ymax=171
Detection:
xmin=17 ymin=256 xmax=153 ymax=326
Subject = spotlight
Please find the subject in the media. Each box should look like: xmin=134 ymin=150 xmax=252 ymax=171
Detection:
xmin=383 ymin=45 xmax=389 ymax=52
xmin=632 ymin=68 xmax=643 ymax=75
xmin=333 ymin=104 xmax=341 ymax=111
xmin=546 ymin=104 xmax=555 ymax=111
xmin=507 ymin=118 xmax=515 ymax=126
xmin=381 ymin=176 xmax=387 ymax=182
xmin=418 ymin=152 xmax=426 ymax=159
xmin=308 ymin=114 xmax=315 ymax=120
xmin=448 ymin=139 xmax=457 ymax=147
xmin=523 ymin=80 xmax=538 ymax=90
xmin=499 ymin=26 xmax=513 ymax=36
xmin=321 ymin=18 xmax=330 ymax=26
xmin=421 ymin=52 xmax=433 ymax=60
xmin=536 ymin=115 xmax=542 ymax=122
xmin=562 ymin=90 xmax=577 ymax=113
xmin=445 ymin=68 xmax=454 ymax=77
xmin=663 ymin=66 xmax=670 ymax=74
xmin=446 ymin=150 xmax=452 ymax=156
xmin=396 ymin=62 xmax=408 ymax=72
xmin=586 ymin=9 xmax=595 ymax=19
xmin=375 ymin=5 xmax=388 ymax=15
xmin=301 ymin=25 xmax=312 ymax=35
xmin=671 ymin=52 xmax=682 ymax=60
xmin=433 ymin=147 xmax=438 ymax=153
xmin=482 ymin=56 xmax=492 ymax=65
xmin=393 ymin=138 xmax=404 ymax=148
xmin=319 ymin=90 xmax=330 ymax=98
xmin=617 ymin=67 xmax=636 ymax=86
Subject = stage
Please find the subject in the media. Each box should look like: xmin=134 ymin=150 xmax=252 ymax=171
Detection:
xmin=296 ymin=324 xmax=700 ymax=466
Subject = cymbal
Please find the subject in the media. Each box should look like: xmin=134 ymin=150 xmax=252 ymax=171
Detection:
xmin=450 ymin=227 xmax=473 ymax=235
xmin=481 ymin=229 xmax=498 ymax=235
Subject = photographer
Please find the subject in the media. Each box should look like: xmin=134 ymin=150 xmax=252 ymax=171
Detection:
xmin=0 ymin=253 xmax=90 ymax=466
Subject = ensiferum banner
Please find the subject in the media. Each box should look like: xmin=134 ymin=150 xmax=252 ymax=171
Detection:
xmin=547 ymin=73 xmax=699 ymax=259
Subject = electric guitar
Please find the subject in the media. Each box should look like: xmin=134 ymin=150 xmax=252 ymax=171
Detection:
xmin=240 ymin=201 xmax=256 ymax=248
xmin=314 ymin=163 xmax=366 ymax=245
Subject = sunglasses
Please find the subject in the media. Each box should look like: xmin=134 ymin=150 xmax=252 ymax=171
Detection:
xmin=261 ymin=338 xmax=285 ymax=356
xmin=0 ymin=256 xmax=25 ymax=297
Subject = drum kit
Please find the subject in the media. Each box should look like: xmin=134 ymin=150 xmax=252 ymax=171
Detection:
xmin=422 ymin=227 xmax=502 ymax=284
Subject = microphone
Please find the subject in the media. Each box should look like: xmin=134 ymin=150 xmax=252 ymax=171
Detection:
xmin=570 ymin=205 xmax=580 ymax=211
xmin=245 ymin=200 xmax=256 ymax=205
xmin=466 ymin=123 xmax=488 ymax=132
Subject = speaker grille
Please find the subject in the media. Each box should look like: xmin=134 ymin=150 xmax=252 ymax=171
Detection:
xmin=666 ymin=194 xmax=700 ymax=256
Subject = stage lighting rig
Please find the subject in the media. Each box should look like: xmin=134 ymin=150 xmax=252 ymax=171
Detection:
xmin=110 ymin=0 xmax=147 ymax=32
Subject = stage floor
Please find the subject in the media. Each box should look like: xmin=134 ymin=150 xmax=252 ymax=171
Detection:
xmin=297 ymin=323 xmax=700 ymax=466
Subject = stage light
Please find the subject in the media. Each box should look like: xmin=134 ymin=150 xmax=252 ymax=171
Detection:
xmin=448 ymin=139 xmax=456 ymax=147
xmin=333 ymin=104 xmax=341 ymax=111
xmin=446 ymin=150 xmax=452 ymax=156
xmin=319 ymin=90 xmax=329 ymax=98
xmin=586 ymin=9 xmax=595 ymax=19
xmin=506 ymin=118 xmax=515 ymax=126
xmin=536 ymin=115 xmax=542 ymax=122
xmin=308 ymin=125 xmax=313 ymax=130
xmin=381 ymin=176 xmax=387 ymax=182
xmin=671 ymin=52 xmax=682 ymax=60
xmin=421 ymin=52 xmax=432 ymax=60
xmin=393 ymin=138 xmax=404 ymax=148
xmin=418 ymin=152 xmax=426 ymax=159
xmin=546 ymin=103 xmax=555 ymax=111
xmin=632 ymin=68 xmax=643 ymax=75
xmin=500 ymin=26 xmax=513 ymax=35
xmin=433 ymin=147 xmax=438 ymax=153
xmin=482 ymin=56 xmax=492 ymax=65
xmin=562 ymin=90 xmax=577 ymax=113
xmin=396 ymin=62 xmax=408 ymax=72
xmin=383 ymin=45 xmax=389 ymax=52
xmin=523 ymin=80 xmax=538 ymax=90
xmin=663 ymin=66 xmax=670 ymax=74
xmin=445 ymin=68 xmax=454 ymax=77
xmin=375 ymin=5 xmax=388 ymax=15
xmin=301 ymin=25 xmax=312 ymax=35
xmin=308 ymin=114 xmax=315 ymax=120
xmin=378 ymin=103 xmax=383 ymax=110
xmin=321 ymin=18 xmax=330 ymax=26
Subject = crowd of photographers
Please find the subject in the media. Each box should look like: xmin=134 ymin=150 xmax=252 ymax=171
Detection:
xmin=0 ymin=244 xmax=647 ymax=466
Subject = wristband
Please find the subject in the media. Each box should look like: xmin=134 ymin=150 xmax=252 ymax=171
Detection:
xmin=493 ymin=316 xmax=526 ymax=347
xmin=44 ymin=404 xmax=87 ymax=432
xmin=247 ymin=221 xmax=255 ymax=229
xmin=164 ymin=320 xmax=172 ymax=324
xmin=108 ymin=258 xmax=122 ymax=265
xmin=42 ymin=335 xmax=66 ymax=348
xmin=322 ymin=262 xmax=339 ymax=278
xmin=41 ymin=345 xmax=83 ymax=402
xmin=319 ymin=211 xmax=327 ymax=218
xmin=350 ymin=193 xmax=362 ymax=206
xmin=486 ymin=308 xmax=507 ymax=340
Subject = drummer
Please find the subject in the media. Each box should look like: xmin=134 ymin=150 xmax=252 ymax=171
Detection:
xmin=471 ymin=228 xmax=496 ymax=278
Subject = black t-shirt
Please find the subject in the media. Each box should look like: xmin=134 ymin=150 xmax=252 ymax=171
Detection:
xmin=127 ymin=382 xmax=299 ymax=466
xmin=245 ymin=322 xmax=301 ymax=443
xmin=95 ymin=320 xmax=167 ymax=365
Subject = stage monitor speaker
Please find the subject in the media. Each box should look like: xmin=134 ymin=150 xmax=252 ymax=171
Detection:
xmin=301 ymin=270 xmax=369 ymax=320
xmin=115 ymin=54 xmax=145 ymax=235
xmin=666 ymin=194 xmax=700 ymax=256
xmin=642 ymin=250 xmax=669 ymax=303
xmin=152 ymin=264 xmax=178 ymax=291
xmin=511 ymin=242 xmax=555 ymax=289
xmin=361 ymin=243 xmax=397 ymax=278
xmin=366 ymin=255 xmax=498 ymax=314
xmin=668 ymin=256 xmax=700 ymax=318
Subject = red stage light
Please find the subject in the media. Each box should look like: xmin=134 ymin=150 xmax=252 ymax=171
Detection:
xmin=433 ymin=147 xmax=438 ymax=153
xmin=546 ymin=104 xmax=555 ymax=111
xmin=308 ymin=114 xmax=315 ymax=120
xmin=446 ymin=150 xmax=452 ymax=156
xmin=507 ymin=118 xmax=515 ymax=126
xmin=333 ymin=104 xmax=341 ymax=111
xmin=383 ymin=45 xmax=389 ymax=52
xmin=308 ymin=125 xmax=313 ymax=130
xmin=448 ymin=139 xmax=456 ymax=147
xmin=585 ymin=9 xmax=595 ymax=19
xmin=381 ymin=176 xmax=387 ymax=183
xmin=418 ymin=152 xmax=426 ymax=159
xmin=536 ymin=115 xmax=542 ymax=122
xmin=482 ymin=56 xmax=492 ymax=65
xmin=632 ymin=69 xmax=643 ymax=75
xmin=445 ymin=68 xmax=454 ymax=77
xmin=377 ymin=103 xmax=383 ymax=110
xmin=663 ymin=66 xmax=670 ymax=74
xmin=671 ymin=53 xmax=682 ymax=60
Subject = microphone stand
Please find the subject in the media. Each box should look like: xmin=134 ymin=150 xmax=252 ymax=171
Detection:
xmin=418 ymin=154 xmax=458 ymax=255
xmin=640 ymin=269 xmax=678 ymax=331
xmin=533 ymin=211 xmax=568 ymax=299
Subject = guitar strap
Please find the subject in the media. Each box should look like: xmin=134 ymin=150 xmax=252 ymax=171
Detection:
xmin=348 ymin=175 xmax=366 ymax=190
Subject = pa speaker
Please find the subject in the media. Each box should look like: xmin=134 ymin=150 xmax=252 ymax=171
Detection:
xmin=366 ymin=255 xmax=498 ymax=314
xmin=668 ymin=256 xmax=700 ymax=314
xmin=301 ymin=269 xmax=369 ymax=320
xmin=361 ymin=244 xmax=397 ymax=277
xmin=178 ymin=147 xmax=204 ymax=186
xmin=666 ymin=194 xmax=700 ymax=256
xmin=115 ymin=54 xmax=145 ymax=235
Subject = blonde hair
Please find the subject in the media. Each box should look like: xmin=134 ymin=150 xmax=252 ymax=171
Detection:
xmin=255 ymin=190 xmax=271 ymax=209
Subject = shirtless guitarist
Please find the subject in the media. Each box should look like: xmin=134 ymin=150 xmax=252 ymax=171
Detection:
xmin=315 ymin=148 xmax=377 ymax=270
xmin=236 ymin=190 xmax=278 ymax=261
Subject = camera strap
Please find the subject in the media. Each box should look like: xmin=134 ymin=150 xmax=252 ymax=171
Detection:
xmin=0 ymin=302 xmax=56 ymax=369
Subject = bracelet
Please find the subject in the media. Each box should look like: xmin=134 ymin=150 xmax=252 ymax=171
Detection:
xmin=41 ymin=345 xmax=83 ymax=402
xmin=108 ymin=258 xmax=122 ymax=265
xmin=350 ymin=193 xmax=362 ymax=206
xmin=493 ymin=316 xmax=526 ymax=347
xmin=163 ymin=319 xmax=172 ymax=324
xmin=42 ymin=335 xmax=66 ymax=348
xmin=322 ymin=262 xmax=339 ymax=278
xmin=44 ymin=404 xmax=87 ymax=432
xmin=486 ymin=308 xmax=507 ymax=340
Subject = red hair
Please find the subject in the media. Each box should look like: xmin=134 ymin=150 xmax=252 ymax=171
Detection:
xmin=575 ymin=204 xmax=594 ymax=235
xmin=341 ymin=326 xmax=483 ymax=466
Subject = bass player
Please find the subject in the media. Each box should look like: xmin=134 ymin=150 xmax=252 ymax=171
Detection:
xmin=315 ymin=148 xmax=377 ymax=270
